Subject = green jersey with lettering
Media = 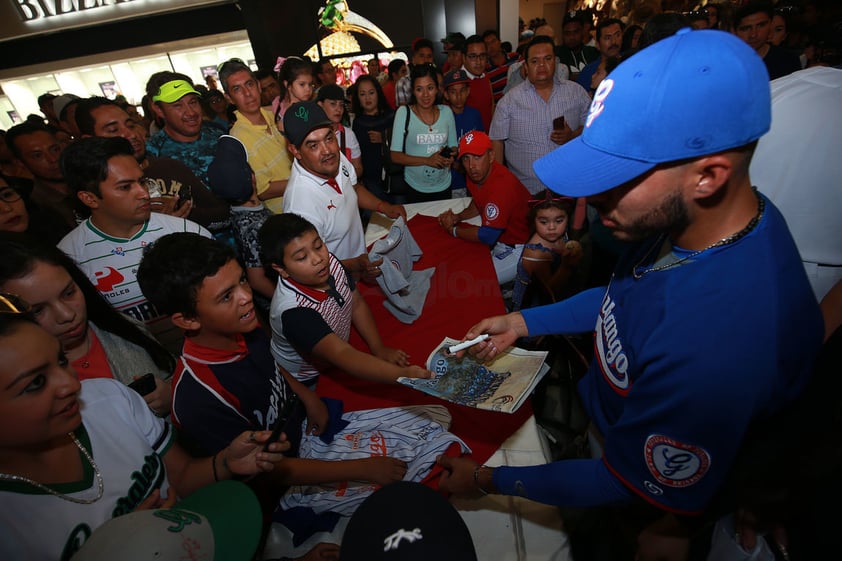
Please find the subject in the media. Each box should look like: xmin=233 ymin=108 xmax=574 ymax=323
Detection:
xmin=0 ymin=379 xmax=174 ymax=560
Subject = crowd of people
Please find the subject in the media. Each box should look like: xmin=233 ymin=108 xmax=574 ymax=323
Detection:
xmin=0 ymin=0 xmax=840 ymax=560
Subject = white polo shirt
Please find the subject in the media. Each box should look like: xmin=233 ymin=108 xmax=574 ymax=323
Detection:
xmin=282 ymin=153 xmax=365 ymax=260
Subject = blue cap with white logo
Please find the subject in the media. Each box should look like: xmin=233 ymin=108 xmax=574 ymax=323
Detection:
xmin=534 ymin=28 xmax=771 ymax=197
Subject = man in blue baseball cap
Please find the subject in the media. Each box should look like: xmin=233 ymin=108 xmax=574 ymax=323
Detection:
xmin=438 ymin=29 xmax=823 ymax=558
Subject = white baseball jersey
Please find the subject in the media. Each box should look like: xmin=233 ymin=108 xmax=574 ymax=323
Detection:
xmin=280 ymin=405 xmax=470 ymax=515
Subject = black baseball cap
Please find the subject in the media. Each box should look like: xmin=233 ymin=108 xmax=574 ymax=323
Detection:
xmin=206 ymin=135 xmax=253 ymax=202
xmin=339 ymin=482 xmax=477 ymax=561
xmin=283 ymin=101 xmax=333 ymax=147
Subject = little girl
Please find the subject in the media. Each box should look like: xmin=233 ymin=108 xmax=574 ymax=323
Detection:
xmin=274 ymin=56 xmax=316 ymax=133
xmin=511 ymin=192 xmax=584 ymax=312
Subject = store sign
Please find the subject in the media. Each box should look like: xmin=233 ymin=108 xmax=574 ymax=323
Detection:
xmin=13 ymin=0 xmax=134 ymax=22
xmin=1 ymin=0 xmax=227 ymax=41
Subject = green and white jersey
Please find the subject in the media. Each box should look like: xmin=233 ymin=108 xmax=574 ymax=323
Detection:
xmin=58 ymin=213 xmax=211 ymax=353
xmin=0 ymin=379 xmax=174 ymax=561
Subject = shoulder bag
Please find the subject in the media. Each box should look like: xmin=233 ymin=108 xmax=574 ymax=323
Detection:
xmin=382 ymin=106 xmax=412 ymax=196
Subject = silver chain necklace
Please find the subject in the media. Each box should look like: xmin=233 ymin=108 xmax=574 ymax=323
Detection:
xmin=0 ymin=432 xmax=104 ymax=504
xmin=633 ymin=190 xmax=765 ymax=280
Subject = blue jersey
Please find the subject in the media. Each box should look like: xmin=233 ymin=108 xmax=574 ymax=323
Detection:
xmin=498 ymin=194 xmax=823 ymax=514
xmin=172 ymin=329 xmax=298 ymax=456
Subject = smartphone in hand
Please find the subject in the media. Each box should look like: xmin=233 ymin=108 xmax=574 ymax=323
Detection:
xmin=553 ymin=115 xmax=566 ymax=131
xmin=128 ymin=373 xmax=157 ymax=396
xmin=177 ymin=185 xmax=192 ymax=209
xmin=264 ymin=394 xmax=299 ymax=451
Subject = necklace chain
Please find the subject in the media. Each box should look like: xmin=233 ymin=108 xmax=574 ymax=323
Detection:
xmin=0 ymin=432 xmax=104 ymax=504
xmin=632 ymin=190 xmax=765 ymax=280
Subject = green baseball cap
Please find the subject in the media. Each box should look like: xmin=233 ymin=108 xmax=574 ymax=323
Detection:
xmin=152 ymin=79 xmax=200 ymax=103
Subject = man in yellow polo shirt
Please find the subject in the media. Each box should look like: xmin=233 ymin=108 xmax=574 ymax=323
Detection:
xmin=218 ymin=58 xmax=291 ymax=213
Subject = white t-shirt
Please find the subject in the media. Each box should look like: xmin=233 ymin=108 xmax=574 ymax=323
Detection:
xmin=335 ymin=124 xmax=361 ymax=160
xmin=0 ymin=379 xmax=174 ymax=561
xmin=282 ymin=153 xmax=365 ymax=260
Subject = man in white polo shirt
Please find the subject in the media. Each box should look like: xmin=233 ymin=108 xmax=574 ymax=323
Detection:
xmin=282 ymin=101 xmax=406 ymax=282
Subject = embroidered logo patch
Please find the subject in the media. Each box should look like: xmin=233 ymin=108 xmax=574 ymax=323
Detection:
xmin=585 ymin=78 xmax=613 ymax=128
xmin=485 ymin=203 xmax=500 ymax=221
xmin=644 ymin=434 xmax=710 ymax=488
xmin=464 ymin=132 xmax=475 ymax=144
xmin=384 ymin=528 xmax=423 ymax=551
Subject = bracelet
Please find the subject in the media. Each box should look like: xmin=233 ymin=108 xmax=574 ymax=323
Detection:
xmin=452 ymin=226 xmax=458 ymax=239
xmin=473 ymin=465 xmax=489 ymax=495
xmin=211 ymin=452 xmax=220 ymax=482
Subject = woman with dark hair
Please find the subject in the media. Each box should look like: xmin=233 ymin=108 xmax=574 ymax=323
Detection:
xmin=621 ymin=24 xmax=643 ymax=55
xmin=0 ymin=232 xmax=176 ymax=415
xmin=350 ymin=74 xmax=395 ymax=202
xmin=0 ymin=305 xmax=284 ymax=560
xmin=389 ymin=64 xmax=457 ymax=203
xmin=0 ymin=173 xmax=72 ymax=244
xmin=381 ymin=58 xmax=407 ymax=110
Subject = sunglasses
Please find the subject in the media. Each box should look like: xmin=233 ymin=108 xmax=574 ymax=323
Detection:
xmin=217 ymin=57 xmax=247 ymax=74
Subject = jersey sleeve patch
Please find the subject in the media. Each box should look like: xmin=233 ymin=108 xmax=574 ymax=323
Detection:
xmin=644 ymin=434 xmax=710 ymax=489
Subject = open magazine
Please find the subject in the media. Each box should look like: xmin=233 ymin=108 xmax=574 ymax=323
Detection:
xmin=398 ymin=337 xmax=550 ymax=414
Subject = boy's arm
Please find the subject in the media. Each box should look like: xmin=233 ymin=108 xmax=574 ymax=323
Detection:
xmin=311 ymin=333 xmax=429 ymax=383
xmin=246 ymin=266 xmax=276 ymax=300
xmin=277 ymin=367 xmax=328 ymax=436
xmin=350 ymin=289 xmax=408 ymax=366
xmin=282 ymin=306 xmax=430 ymax=383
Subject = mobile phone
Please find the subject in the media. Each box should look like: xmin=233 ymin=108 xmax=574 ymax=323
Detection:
xmin=553 ymin=116 xmax=566 ymax=131
xmin=177 ymin=185 xmax=192 ymax=208
xmin=128 ymin=373 xmax=156 ymax=396
xmin=264 ymin=394 xmax=299 ymax=451
xmin=440 ymin=146 xmax=453 ymax=159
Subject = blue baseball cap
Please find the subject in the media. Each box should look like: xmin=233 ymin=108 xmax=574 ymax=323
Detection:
xmin=534 ymin=28 xmax=771 ymax=198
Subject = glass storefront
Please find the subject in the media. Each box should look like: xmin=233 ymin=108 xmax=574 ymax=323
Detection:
xmin=0 ymin=30 xmax=255 ymax=130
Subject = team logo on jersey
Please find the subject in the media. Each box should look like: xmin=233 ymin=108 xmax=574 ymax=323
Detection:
xmin=594 ymin=293 xmax=630 ymax=394
xmin=644 ymin=434 xmax=710 ymax=489
xmin=586 ymin=78 xmax=614 ymax=128
xmin=94 ymin=266 xmax=125 ymax=292
xmin=111 ymin=246 xmax=126 ymax=256
xmin=341 ymin=164 xmax=350 ymax=178
xmin=484 ymin=203 xmax=500 ymax=221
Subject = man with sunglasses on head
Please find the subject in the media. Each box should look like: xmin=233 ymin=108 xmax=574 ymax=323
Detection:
xmin=144 ymin=71 xmax=226 ymax=186
xmin=217 ymin=58 xmax=292 ymax=213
